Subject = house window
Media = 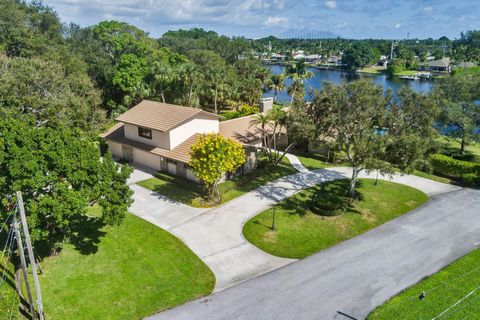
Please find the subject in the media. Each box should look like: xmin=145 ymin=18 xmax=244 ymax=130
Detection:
xmin=138 ymin=127 xmax=152 ymax=139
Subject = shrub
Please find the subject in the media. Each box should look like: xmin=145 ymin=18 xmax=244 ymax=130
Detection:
xmin=429 ymin=154 xmax=480 ymax=177
xmin=461 ymin=174 xmax=480 ymax=187
xmin=309 ymin=184 xmax=350 ymax=216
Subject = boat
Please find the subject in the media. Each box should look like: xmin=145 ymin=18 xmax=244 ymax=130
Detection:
xmin=399 ymin=75 xmax=419 ymax=80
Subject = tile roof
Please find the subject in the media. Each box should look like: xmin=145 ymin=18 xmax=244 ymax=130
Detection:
xmin=103 ymin=123 xmax=199 ymax=163
xmin=116 ymin=100 xmax=220 ymax=132
xmin=219 ymin=114 xmax=286 ymax=144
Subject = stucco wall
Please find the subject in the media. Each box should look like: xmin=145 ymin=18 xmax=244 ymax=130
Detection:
xmin=108 ymin=141 xmax=122 ymax=159
xmin=133 ymin=148 xmax=161 ymax=171
xmin=169 ymin=118 xmax=219 ymax=149
xmin=123 ymin=123 xmax=170 ymax=149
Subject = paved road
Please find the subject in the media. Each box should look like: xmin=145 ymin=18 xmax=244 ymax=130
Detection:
xmin=148 ymin=188 xmax=480 ymax=320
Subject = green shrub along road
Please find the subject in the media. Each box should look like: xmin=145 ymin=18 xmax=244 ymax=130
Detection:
xmin=243 ymin=179 xmax=428 ymax=259
xmin=16 ymin=212 xmax=214 ymax=320
xmin=369 ymin=249 xmax=480 ymax=320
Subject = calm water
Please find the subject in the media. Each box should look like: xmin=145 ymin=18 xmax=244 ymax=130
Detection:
xmin=264 ymin=65 xmax=435 ymax=102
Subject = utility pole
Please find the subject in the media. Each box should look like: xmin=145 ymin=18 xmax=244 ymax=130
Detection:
xmin=12 ymin=215 xmax=35 ymax=318
xmin=16 ymin=191 xmax=45 ymax=320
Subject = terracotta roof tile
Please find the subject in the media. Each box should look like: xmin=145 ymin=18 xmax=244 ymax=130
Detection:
xmin=116 ymin=100 xmax=220 ymax=132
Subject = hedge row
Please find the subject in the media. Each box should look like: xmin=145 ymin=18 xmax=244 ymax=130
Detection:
xmin=430 ymin=154 xmax=480 ymax=178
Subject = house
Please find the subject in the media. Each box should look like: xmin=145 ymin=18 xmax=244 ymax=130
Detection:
xmin=101 ymin=100 xmax=262 ymax=181
xmin=419 ymin=58 xmax=451 ymax=72
xmin=377 ymin=59 xmax=389 ymax=67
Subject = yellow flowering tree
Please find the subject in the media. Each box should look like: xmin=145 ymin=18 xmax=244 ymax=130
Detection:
xmin=190 ymin=133 xmax=246 ymax=201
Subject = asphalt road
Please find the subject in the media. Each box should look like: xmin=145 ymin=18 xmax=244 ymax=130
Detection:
xmin=147 ymin=188 xmax=480 ymax=320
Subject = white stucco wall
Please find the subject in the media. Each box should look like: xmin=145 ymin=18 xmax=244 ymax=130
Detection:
xmin=107 ymin=141 xmax=122 ymax=158
xmin=169 ymin=118 xmax=219 ymax=149
xmin=123 ymin=123 xmax=170 ymax=149
xmin=133 ymin=149 xmax=161 ymax=170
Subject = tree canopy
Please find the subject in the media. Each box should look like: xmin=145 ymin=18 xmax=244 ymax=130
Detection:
xmin=0 ymin=116 xmax=133 ymax=253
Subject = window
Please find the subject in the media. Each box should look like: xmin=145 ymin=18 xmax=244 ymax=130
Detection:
xmin=138 ymin=127 xmax=152 ymax=139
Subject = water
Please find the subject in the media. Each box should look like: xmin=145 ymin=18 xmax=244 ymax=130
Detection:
xmin=264 ymin=65 xmax=435 ymax=102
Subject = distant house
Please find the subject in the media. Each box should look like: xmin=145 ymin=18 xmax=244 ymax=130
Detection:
xmin=377 ymin=59 xmax=389 ymax=67
xmin=101 ymin=100 xmax=266 ymax=180
xmin=456 ymin=61 xmax=476 ymax=68
xmin=419 ymin=58 xmax=451 ymax=72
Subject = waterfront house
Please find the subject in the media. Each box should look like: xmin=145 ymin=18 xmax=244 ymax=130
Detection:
xmin=419 ymin=58 xmax=451 ymax=72
xmin=101 ymin=100 xmax=263 ymax=180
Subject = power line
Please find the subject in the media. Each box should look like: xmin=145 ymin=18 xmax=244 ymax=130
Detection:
xmin=431 ymin=283 xmax=480 ymax=320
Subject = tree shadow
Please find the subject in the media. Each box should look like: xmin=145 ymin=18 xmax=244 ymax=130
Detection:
xmin=69 ymin=215 xmax=106 ymax=255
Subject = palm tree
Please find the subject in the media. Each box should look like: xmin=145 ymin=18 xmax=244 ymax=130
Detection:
xmin=285 ymin=60 xmax=314 ymax=104
xmin=269 ymin=74 xmax=285 ymax=102
xmin=249 ymin=112 xmax=270 ymax=148
xmin=153 ymin=61 xmax=174 ymax=103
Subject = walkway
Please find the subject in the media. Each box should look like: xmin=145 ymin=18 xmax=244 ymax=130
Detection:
xmin=129 ymin=155 xmax=460 ymax=292
xmin=149 ymin=188 xmax=480 ymax=320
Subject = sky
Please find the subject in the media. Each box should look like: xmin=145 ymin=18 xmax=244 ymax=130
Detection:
xmin=42 ymin=0 xmax=480 ymax=40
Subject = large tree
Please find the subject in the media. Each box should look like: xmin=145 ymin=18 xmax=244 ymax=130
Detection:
xmin=342 ymin=42 xmax=376 ymax=70
xmin=0 ymin=54 xmax=105 ymax=131
xmin=435 ymin=72 xmax=480 ymax=154
xmin=0 ymin=117 xmax=133 ymax=253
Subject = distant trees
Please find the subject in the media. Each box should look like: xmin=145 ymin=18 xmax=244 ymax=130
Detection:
xmin=189 ymin=134 xmax=245 ymax=201
xmin=435 ymin=72 xmax=480 ymax=154
xmin=342 ymin=42 xmax=377 ymax=70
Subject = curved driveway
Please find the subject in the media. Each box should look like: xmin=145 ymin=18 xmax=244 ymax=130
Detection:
xmin=129 ymin=159 xmax=460 ymax=292
xmin=149 ymin=187 xmax=480 ymax=320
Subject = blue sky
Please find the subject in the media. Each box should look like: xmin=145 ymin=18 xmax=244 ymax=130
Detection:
xmin=43 ymin=0 xmax=479 ymax=39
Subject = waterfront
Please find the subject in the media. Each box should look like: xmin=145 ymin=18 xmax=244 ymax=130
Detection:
xmin=264 ymin=65 xmax=435 ymax=102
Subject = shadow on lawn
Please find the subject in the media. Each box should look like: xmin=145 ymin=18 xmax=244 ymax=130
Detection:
xmin=69 ymin=215 xmax=106 ymax=255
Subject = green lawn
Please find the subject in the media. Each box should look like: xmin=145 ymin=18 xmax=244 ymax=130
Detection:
xmin=243 ymin=179 xmax=428 ymax=259
xmin=394 ymin=70 xmax=418 ymax=76
xmin=439 ymin=136 xmax=480 ymax=163
xmin=412 ymin=169 xmax=454 ymax=184
xmin=358 ymin=67 xmax=387 ymax=74
xmin=296 ymin=153 xmax=335 ymax=170
xmin=368 ymin=249 xmax=480 ymax=320
xmin=138 ymin=157 xmax=297 ymax=208
xmin=15 ymin=213 xmax=214 ymax=320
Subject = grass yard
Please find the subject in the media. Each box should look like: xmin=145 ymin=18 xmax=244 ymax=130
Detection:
xmin=358 ymin=66 xmax=387 ymax=74
xmin=412 ymin=169 xmax=454 ymax=184
xmin=368 ymin=249 xmax=480 ymax=320
xmin=243 ymin=179 xmax=427 ymax=259
xmin=394 ymin=70 xmax=418 ymax=76
xmin=18 ymin=213 xmax=214 ymax=320
xmin=439 ymin=136 xmax=480 ymax=163
xmin=295 ymin=152 xmax=335 ymax=170
xmin=137 ymin=157 xmax=297 ymax=208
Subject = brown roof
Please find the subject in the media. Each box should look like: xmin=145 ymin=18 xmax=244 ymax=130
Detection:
xmin=219 ymin=114 xmax=286 ymax=144
xmin=219 ymin=115 xmax=263 ymax=144
xmin=116 ymin=100 xmax=220 ymax=132
xmin=103 ymin=123 xmax=198 ymax=163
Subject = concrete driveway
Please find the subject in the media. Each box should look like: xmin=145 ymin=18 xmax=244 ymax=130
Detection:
xmin=148 ymin=188 xmax=480 ymax=320
xmin=129 ymin=162 xmax=460 ymax=292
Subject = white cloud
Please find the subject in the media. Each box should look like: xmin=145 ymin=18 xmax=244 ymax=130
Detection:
xmin=395 ymin=23 xmax=401 ymax=28
xmin=263 ymin=16 xmax=289 ymax=26
xmin=423 ymin=6 xmax=433 ymax=14
xmin=324 ymin=1 xmax=336 ymax=10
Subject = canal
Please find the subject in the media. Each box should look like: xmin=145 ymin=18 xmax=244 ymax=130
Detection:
xmin=264 ymin=65 xmax=435 ymax=102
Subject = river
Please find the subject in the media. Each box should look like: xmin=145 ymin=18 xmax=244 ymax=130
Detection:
xmin=263 ymin=64 xmax=435 ymax=102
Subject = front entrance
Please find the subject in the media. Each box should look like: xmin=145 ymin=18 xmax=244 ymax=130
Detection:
xmin=121 ymin=145 xmax=134 ymax=163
